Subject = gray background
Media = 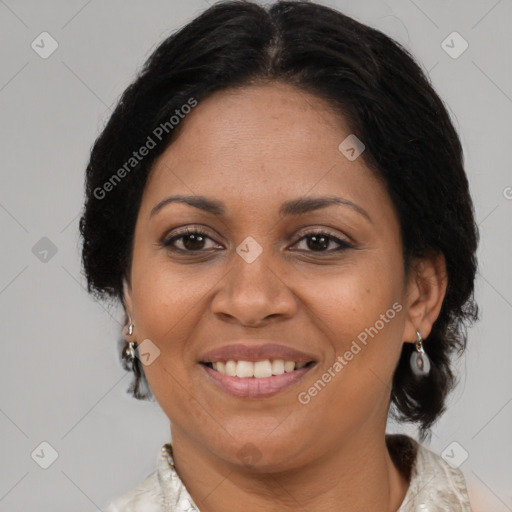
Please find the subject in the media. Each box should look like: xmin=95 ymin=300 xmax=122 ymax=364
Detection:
xmin=0 ymin=0 xmax=511 ymax=510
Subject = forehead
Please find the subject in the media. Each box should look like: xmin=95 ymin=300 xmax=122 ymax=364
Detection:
xmin=158 ymin=82 xmax=353 ymax=169
xmin=141 ymin=82 xmax=393 ymax=224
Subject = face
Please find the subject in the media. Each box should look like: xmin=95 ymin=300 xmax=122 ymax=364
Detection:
xmin=124 ymin=82 xmax=424 ymax=471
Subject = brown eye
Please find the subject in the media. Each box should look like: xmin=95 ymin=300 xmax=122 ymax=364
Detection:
xmin=162 ymin=228 xmax=220 ymax=252
xmin=294 ymin=231 xmax=352 ymax=253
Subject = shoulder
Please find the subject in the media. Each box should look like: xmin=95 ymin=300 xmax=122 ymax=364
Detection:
xmin=103 ymin=444 xmax=197 ymax=512
xmin=104 ymin=472 xmax=164 ymax=512
xmin=388 ymin=434 xmax=473 ymax=511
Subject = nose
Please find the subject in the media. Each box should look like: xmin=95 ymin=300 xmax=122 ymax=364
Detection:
xmin=210 ymin=249 xmax=297 ymax=327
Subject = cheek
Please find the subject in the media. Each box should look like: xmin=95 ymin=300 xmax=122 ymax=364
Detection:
xmin=128 ymin=259 xmax=213 ymax=417
xmin=130 ymin=253 xmax=215 ymax=340
xmin=305 ymin=258 xmax=405 ymax=389
xmin=296 ymin=287 xmax=405 ymax=445
xmin=308 ymin=258 xmax=401 ymax=335
xmin=127 ymin=261 xmax=204 ymax=393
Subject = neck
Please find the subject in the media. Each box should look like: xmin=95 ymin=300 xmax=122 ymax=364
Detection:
xmin=169 ymin=427 xmax=410 ymax=512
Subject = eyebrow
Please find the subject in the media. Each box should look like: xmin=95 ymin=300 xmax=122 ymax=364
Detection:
xmin=150 ymin=194 xmax=372 ymax=223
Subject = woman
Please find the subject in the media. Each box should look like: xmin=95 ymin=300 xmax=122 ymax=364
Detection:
xmin=79 ymin=1 xmax=479 ymax=510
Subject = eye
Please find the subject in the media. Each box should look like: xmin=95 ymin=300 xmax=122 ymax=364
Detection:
xmin=161 ymin=227 xmax=222 ymax=252
xmin=292 ymin=230 xmax=353 ymax=253
xmin=160 ymin=227 xmax=353 ymax=254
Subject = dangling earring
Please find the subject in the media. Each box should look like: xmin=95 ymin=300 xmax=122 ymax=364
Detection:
xmin=124 ymin=340 xmax=136 ymax=361
xmin=120 ymin=317 xmax=148 ymax=399
xmin=410 ymin=330 xmax=431 ymax=377
xmin=122 ymin=318 xmax=137 ymax=370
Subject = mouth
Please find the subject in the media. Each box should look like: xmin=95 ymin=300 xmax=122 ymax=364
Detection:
xmin=197 ymin=342 xmax=318 ymax=398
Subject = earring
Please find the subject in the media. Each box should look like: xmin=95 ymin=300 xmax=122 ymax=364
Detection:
xmin=409 ymin=330 xmax=431 ymax=377
xmin=124 ymin=340 xmax=136 ymax=361
xmin=123 ymin=318 xmax=137 ymax=368
xmin=127 ymin=316 xmax=134 ymax=336
xmin=121 ymin=318 xmax=147 ymax=399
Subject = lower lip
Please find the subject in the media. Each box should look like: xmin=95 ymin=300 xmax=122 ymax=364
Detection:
xmin=200 ymin=363 xmax=315 ymax=399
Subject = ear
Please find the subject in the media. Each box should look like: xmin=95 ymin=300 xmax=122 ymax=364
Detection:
xmin=402 ymin=250 xmax=448 ymax=343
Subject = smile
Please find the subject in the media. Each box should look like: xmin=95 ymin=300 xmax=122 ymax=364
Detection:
xmin=200 ymin=360 xmax=317 ymax=398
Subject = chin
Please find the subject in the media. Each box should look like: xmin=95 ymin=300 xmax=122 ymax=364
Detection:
xmin=211 ymin=434 xmax=309 ymax=473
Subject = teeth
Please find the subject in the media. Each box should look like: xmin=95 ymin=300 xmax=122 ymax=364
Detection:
xmin=271 ymin=359 xmax=285 ymax=375
xmin=254 ymin=360 xmax=272 ymax=378
xmin=284 ymin=361 xmax=295 ymax=373
xmin=225 ymin=360 xmax=237 ymax=377
xmin=236 ymin=360 xmax=254 ymax=378
xmin=209 ymin=359 xmax=310 ymax=378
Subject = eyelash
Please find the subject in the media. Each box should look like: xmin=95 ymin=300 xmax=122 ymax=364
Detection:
xmin=161 ymin=227 xmax=353 ymax=254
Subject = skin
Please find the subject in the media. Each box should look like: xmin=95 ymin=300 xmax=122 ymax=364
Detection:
xmin=123 ymin=82 xmax=447 ymax=512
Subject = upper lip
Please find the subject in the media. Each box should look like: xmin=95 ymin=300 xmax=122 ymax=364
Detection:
xmin=198 ymin=342 xmax=317 ymax=364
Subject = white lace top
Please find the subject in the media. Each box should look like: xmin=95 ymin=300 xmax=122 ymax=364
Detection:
xmin=104 ymin=434 xmax=473 ymax=511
